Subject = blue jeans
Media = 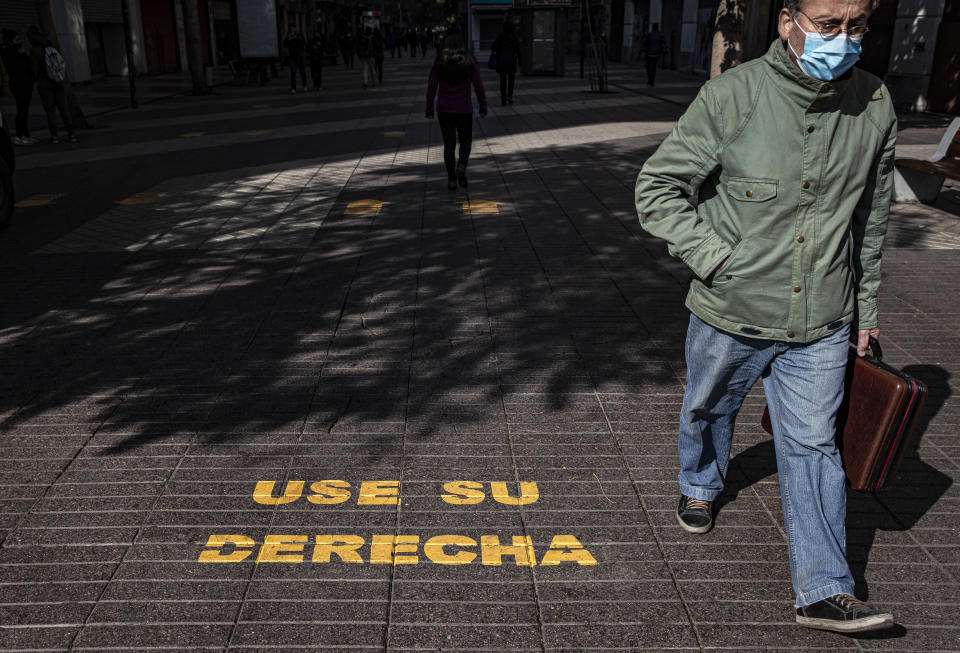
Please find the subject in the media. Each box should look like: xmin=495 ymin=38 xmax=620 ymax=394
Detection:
xmin=678 ymin=314 xmax=853 ymax=607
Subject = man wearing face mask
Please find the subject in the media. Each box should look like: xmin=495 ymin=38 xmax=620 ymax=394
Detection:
xmin=634 ymin=0 xmax=897 ymax=634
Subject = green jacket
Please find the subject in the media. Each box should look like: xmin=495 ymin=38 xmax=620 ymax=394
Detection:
xmin=635 ymin=40 xmax=896 ymax=343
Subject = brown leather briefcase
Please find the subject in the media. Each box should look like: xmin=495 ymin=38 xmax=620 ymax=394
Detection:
xmin=761 ymin=338 xmax=926 ymax=492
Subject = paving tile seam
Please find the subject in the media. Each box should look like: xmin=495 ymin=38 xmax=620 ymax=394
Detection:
xmin=63 ymin=441 xmax=193 ymax=648
xmin=478 ymin=120 xmax=685 ymax=651
xmin=0 ymin=389 xmax=128 ymax=555
xmin=382 ymin=125 xmax=433 ymax=653
xmin=465 ymin=144 xmax=553 ymax=653
xmin=223 ymin=141 xmax=386 ymax=651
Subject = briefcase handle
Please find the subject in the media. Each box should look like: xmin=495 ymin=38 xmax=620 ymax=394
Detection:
xmin=855 ymin=335 xmax=883 ymax=361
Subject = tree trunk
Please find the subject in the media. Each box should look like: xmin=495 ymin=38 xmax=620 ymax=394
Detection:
xmin=306 ymin=0 xmax=317 ymax=34
xmin=180 ymin=0 xmax=209 ymax=95
xmin=710 ymin=0 xmax=746 ymax=78
xmin=34 ymin=0 xmax=91 ymax=128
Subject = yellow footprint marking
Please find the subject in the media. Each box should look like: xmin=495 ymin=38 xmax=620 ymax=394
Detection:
xmin=116 ymin=192 xmax=168 ymax=206
xmin=461 ymin=200 xmax=503 ymax=215
xmin=15 ymin=194 xmax=63 ymax=208
xmin=346 ymin=200 xmax=391 ymax=215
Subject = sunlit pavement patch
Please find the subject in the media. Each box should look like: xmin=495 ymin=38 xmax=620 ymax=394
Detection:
xmin=115 ymin=191 xmax=168 ymax=206
xmin=15 ymin=194 xmax=63 ymax=208
xmin=346 ymin=200 xmax=391 ymax=215
xmin=461 ymin=200 xmax=503 ymax=215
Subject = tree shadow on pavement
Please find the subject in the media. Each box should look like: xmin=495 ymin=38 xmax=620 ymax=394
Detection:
xmin=0 ymin=136 xmax=689 ymax=478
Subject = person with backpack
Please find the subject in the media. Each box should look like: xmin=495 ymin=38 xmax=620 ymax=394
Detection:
xmin=1 ymin=29 xmax=36 ymax=145
xmin=425 ymin=34 xmax=487 ymax=191
xmin=491 ymin=21 xmax=522 ymax=105
xmin=283 ymin=26 xmax=307 ymax=93
xmin=27 ymin=26 xmax=74 ymax=144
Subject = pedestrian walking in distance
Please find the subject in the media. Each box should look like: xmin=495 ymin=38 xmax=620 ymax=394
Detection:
xmin=339 ymin=32 xmax=355 ymax=70
xmin=27 ymin=26 xmax=75 ymax=143
xmin=408 ymin=29 xmax=418 ymax=57
xmin=642 ymin=23 xmax=665 ymax=87
xmin=420 ymin=30 xmax=432 ymax=57
xmin=283 ymin=27 xmax=307 ymax=93
xmin=387 ymin=29 xmax=398 ymax=58
xmin=373 ymin=29 xmax=385 ymax=86
xmin=0 ymin=29 xmax=37 ymax=145
xmin=491 ymin=21 xmax=522 ymax=105
xmin=308 ymin=30 xmax=324 ymax=90
xmin=357 ymin=27 xmax=377 ymax=89
xmin=635 ymin=0 xmax=896 ymax=634
xmin=425 ymin=34 xmax=487 ymax=191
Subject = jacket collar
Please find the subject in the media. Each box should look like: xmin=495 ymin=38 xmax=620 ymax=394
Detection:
xmin=763 ymin=39 xmax=850 ymax=112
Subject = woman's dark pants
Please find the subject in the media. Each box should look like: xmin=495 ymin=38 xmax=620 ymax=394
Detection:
xmin=37 ymin=83 xmax=73 ymax=138
xmin=498 ymin=71 xmax=516 ymax=102
xmin=437 ymin=112 xmax=473 ymax=180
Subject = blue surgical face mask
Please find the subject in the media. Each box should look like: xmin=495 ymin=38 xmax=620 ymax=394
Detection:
xmin=789 ymin=16 xmax=862 ymax=81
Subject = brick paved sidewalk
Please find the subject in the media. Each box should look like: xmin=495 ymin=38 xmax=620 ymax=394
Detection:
xmin=0 ymin=55 xmax=958 ymax=651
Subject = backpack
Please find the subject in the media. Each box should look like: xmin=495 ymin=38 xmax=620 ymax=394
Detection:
xmin=44 ymin=46 xmax=66 ymax=82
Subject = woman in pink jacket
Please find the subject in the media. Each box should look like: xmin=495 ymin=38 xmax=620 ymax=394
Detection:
xmin=425 ymin=34 xmax=487 ymax=190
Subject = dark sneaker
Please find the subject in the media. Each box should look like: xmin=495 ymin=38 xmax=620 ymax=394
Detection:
xmin=50 ymin=136 xmax=60 ymax=144
xmin=796 ymin=594 xmax=894 ymax=633
xmin=67 ymin=133 xmax=78 ymax=143
xmin=456 ymin=164 xmax=467 ymax=188
xmin=447 ymin=178 xmax=457 ymax=191
xmin=676 ymin=495 xmax=713 ymax=534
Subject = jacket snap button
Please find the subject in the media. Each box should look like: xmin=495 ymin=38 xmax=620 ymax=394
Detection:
xmin=802 ymin=181 xmax=811 ymax=190
xmin=745 ymin=190 xmax=753 ymax=198
xmin=807 ymin=125 xmax=815 ymax=133
xmin=793 ymin=286 xmax=802 ymax=293
xmin=797 ymin=235 xmax=805 ymax=243
xmin=787 ymin=331 xmax=795 ymax=338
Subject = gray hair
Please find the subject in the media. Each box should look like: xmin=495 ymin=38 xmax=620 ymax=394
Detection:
xmin=783 ymin=0 xmax=802 ymax=13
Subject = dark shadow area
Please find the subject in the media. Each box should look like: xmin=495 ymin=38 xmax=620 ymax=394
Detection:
xmin=897 ymin=112 xmax=959 ymax=130
xmin=932 ymin=186 xmax=960 ymax=218
xmin=0 ymin=135 xmax=689 ymax=476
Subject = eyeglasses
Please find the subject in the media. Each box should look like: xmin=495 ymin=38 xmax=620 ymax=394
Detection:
xmin=795 ymin=9 xmax=870 ymax=39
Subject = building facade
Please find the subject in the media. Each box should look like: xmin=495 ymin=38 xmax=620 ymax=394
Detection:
xmin=1 ymin=0 xmax=234 ymax=82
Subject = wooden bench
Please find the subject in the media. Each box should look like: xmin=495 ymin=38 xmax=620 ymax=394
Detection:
xmin=894 ymin=116 xmax=960 ymax=202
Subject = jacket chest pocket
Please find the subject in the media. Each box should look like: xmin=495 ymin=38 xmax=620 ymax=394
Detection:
xmin=726 ymin=177 xmax=778 ymax=202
